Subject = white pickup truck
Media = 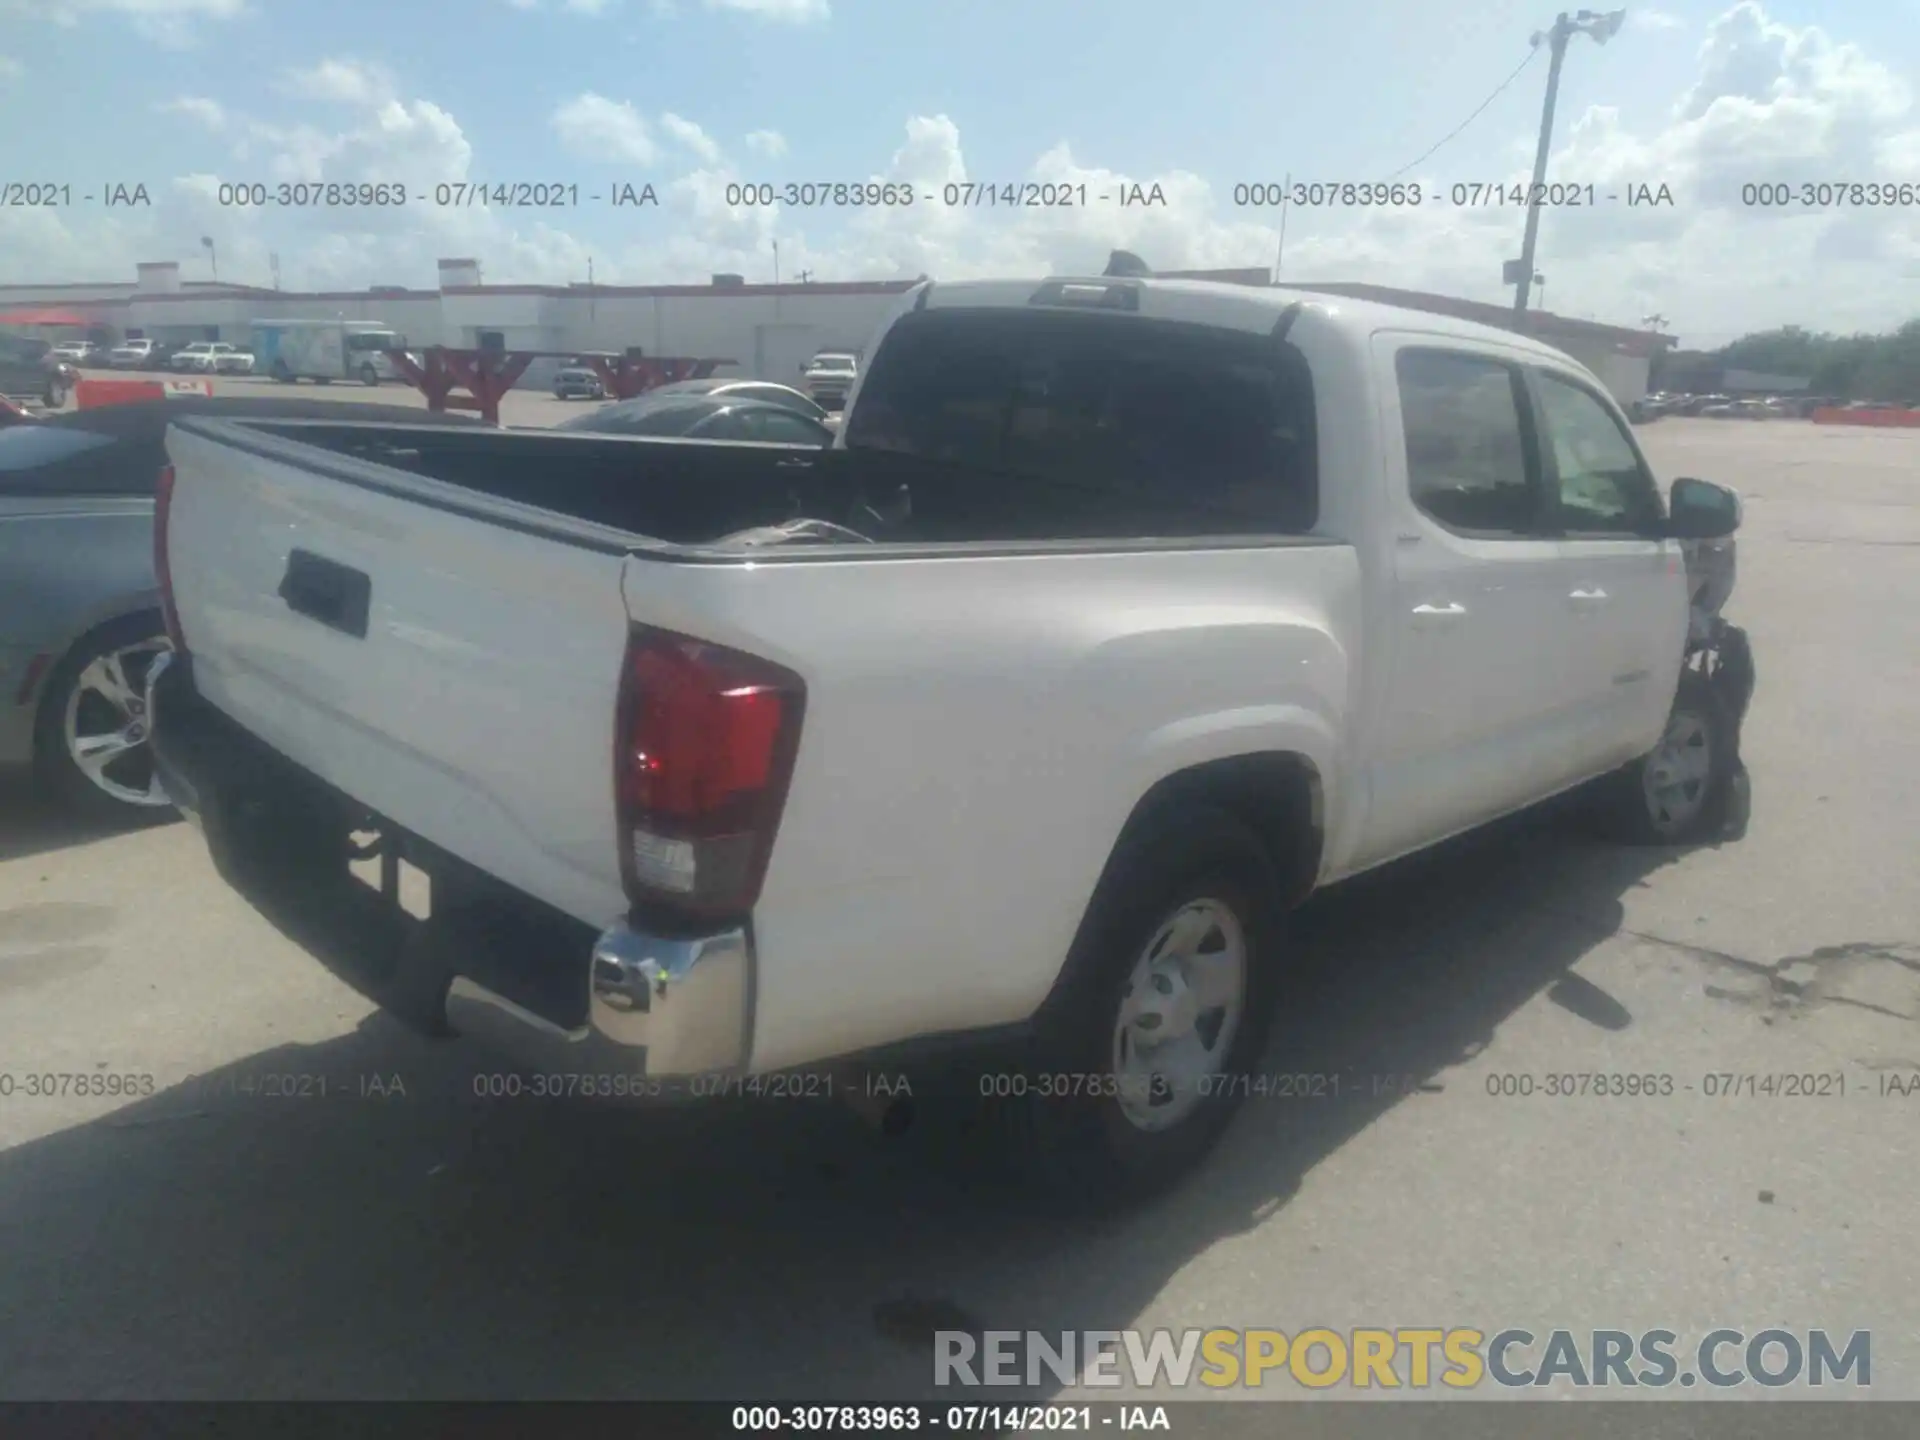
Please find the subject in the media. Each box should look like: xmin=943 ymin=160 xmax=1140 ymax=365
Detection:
xmin=149 ymin=276 xmax=1745 ymax=1205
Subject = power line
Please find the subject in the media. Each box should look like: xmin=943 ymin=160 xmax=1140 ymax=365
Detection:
xmin=1383 ymin=49 xmax=1540 ymax=181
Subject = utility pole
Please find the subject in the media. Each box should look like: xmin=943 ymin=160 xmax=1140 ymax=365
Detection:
xmin=1272 ymin=171 xmax=1292 ymax=282
xmin=1510 ymin=9 xmax=1625 ymax=322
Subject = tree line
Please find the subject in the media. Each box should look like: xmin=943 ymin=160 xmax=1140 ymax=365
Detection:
xmin=1651 ymin=320 xmax=1920 ymax=401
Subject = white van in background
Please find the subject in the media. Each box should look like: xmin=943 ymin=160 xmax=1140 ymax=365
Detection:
xmin=253 ymin=320 xmax=412 ymax=386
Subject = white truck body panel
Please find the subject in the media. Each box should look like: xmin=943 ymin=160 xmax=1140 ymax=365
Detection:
xmin=621 ymin=544 xmax=1359 ymax=1068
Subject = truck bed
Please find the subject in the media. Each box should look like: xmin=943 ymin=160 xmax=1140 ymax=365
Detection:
xmin=172 ymin=416 xmax=1314 ymax=553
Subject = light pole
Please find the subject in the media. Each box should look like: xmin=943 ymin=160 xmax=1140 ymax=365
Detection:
xmin=1509 ymin=9 xmax=1625 ymax=321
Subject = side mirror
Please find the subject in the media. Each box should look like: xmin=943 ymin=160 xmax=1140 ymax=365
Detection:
xmin=1666 ymin=476 xmax=1741 ymax=540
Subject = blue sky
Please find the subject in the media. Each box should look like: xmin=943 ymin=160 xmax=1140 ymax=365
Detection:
xmin=3 ymin=0 xmax=1917 ymax=343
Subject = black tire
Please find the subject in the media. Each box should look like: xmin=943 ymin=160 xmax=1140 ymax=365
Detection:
xmin=32 ymin=613 xmax=174 ymax=821
xmin=44 ymin=379 xmax=68 ymax=409
xmin=1593 ymin=668 xmax=1733 ymax=844
xmin=359 ymin=363 xmax=380 ymax=387
xmin=992 ymin=804 xmax=1287 ymax=1211
xmin=314 ymin=375 xmax=331 ymax=386
xmin=271 ymin=360 xmax=294 ymax=383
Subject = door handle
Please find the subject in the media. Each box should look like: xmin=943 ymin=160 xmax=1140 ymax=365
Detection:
xmin=1410 ymin=602 xmax=1467 ymax=626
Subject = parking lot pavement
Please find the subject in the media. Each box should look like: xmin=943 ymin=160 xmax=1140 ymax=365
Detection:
xmin=0 ymin=418 xmax=1915 ymax=1406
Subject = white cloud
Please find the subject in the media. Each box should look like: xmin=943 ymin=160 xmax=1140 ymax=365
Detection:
xmin=1 ymin=0 xmax=246 ymax=45
xmin=157 ymin=95 xmax=228 ymax=129
xmin=564 ymin=0 xmax=615 ymax=11
xmin=6 ymin=3 xmax=1917 ymax=347
xmin=1635 ymin=8 xmax=1684 ymax=30
xmin=552 ymin=93 xmax=660 ymax=164
xmin=662 ymin=112 xmax=722 ymax=163
xmin=282 ymin=58 xmax=396 ymax=107
xmin=702 ymin=0 xmax=827 ymax=21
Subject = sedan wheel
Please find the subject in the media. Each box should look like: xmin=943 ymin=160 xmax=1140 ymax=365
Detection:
xmin=64 ymin=638 xmax=173 ymax=808
xmin=35 ymin=619 xmax=175 ymax=818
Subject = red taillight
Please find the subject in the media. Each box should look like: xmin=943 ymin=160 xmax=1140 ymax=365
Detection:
xmin=614 ymin=627 xmax=805 ymax=921
xmin=154 ymin=464 xmax=188 ymax=652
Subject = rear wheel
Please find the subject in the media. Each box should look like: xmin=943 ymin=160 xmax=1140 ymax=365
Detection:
xmin=993 ymin=805 xmax=1286 ymax=1210
xmin=359 ymin=363 xmax=380 ymax=386
xmin=271 ymin=359 xmax=294 ymax=383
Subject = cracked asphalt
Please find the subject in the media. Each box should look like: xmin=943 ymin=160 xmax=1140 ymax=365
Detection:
xmin=0 ymin=416 xmax=1914 ymax=1414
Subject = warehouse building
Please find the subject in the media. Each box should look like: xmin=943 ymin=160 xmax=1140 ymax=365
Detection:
xmin=0 ymin=261 xmax=1671 ymax=401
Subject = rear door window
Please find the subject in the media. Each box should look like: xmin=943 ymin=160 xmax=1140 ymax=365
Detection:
xmin=844 ymin=309 xmax=1318 ymax=533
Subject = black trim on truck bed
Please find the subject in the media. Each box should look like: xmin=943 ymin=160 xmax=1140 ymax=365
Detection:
xmin=168 ymin=414 xmax=1347 ymax=567
xmin=170 ymin=415 xmax=646 ymax=557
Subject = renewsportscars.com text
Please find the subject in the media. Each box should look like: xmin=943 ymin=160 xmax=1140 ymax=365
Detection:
xmin=935 ymin=1327 xmax=1871 ymax=1390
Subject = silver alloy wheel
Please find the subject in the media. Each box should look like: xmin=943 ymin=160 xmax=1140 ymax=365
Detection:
xmin=1641 ymin=707 xmax=1713 ymax=837
xmin=63 ymin=637 xmax=173 ymax=808
xmin=1112 ymin=898 xmax=1248 ymax=1132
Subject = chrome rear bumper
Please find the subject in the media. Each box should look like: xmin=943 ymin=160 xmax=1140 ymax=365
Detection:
xmin=445 ymin=922 xmax=754 ymax=1080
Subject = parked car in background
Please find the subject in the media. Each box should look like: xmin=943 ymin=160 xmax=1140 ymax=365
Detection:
xmin=0 ymin=334 xmax=75 ymax=408
xmin=171 ymin=342 xmax=250 ymax=374
xmin=1 ymin=397 xmax=484 ymax=820
xmin=552 ymin=366 xmax=607 ymax=400
xmin=555 ymin=392 xmax=835 ymax=445
xmin=641 ymin=377 xmax=833 ymax=424
xmin=107 ymin=338 xmax=157 ymax=369
xmin=800 ymin=350 xmax=859 ymax=410
xmin=50 ymin=340 xmax=102 ymax=367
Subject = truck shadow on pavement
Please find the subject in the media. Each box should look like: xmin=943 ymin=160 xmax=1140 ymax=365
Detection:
xmin=0 ymin=800 xmax=1733 ymax=1401
xmin=0 ymin=775 xmax=180 ymax=865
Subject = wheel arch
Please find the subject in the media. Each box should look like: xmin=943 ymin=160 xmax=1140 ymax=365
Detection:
xmin=1033 ymin=748 xmax=1326 ymax=1029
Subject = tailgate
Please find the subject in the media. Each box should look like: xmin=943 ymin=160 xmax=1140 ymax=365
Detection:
xmin=163 ymin=420 xmax=634 ymax=928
